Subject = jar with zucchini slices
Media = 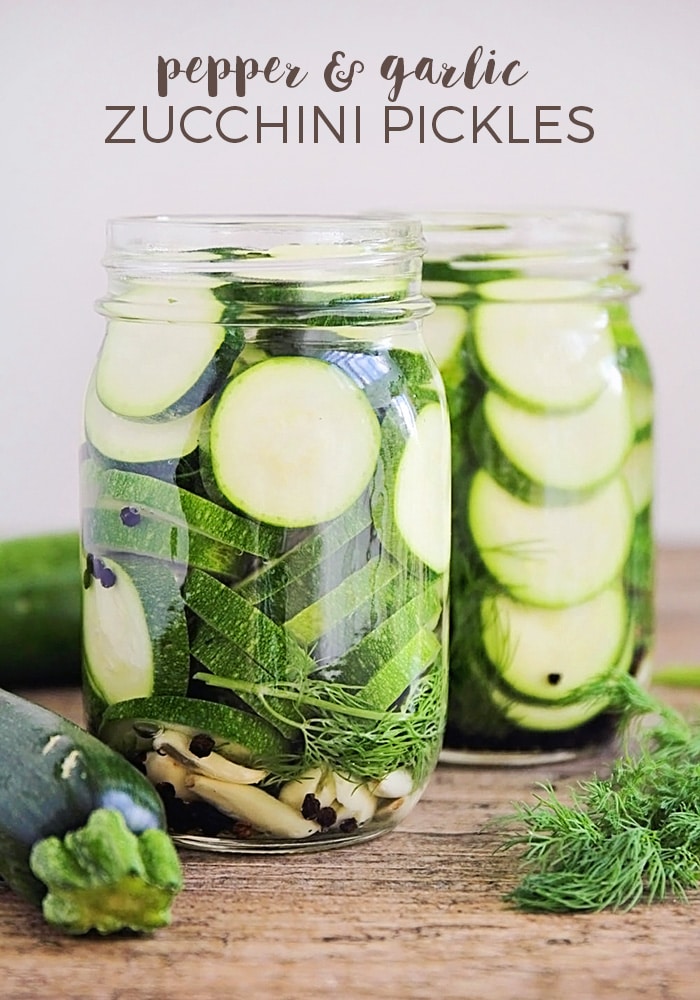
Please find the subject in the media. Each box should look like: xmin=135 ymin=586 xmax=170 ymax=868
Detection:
xmin=81 ymin=215 xmax=450 ymax=850
xmin=421 ymin=211 xmax=653 ymax=761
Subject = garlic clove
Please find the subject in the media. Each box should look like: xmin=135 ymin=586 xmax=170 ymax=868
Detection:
xmin=145 ymin=750 xmax=198 ymax=801
xmin=279 ymin=767 xmax=337 ymax=810
xmin=278 ymin=767 xmax=324 ymax=809
xmin=371 ymin=768 xmax=414 ymax=800
xmin=187 ymin=773 xmax=320 ymax=839
xmin=316 ymin=769 xmax=337 ymax=808
xmin=374 ymin=786 xmax=424 ymax=823
xmin=333 ymin=772 xmax=376 ymax=825
xmin=152 ymin=729 xmax=268 ymax=785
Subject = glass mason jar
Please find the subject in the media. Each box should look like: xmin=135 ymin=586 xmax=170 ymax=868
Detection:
xmin=80 ymin=215 xmax=450 ymax=850
xmin=421 ymin=211 xmax=653 ymax=761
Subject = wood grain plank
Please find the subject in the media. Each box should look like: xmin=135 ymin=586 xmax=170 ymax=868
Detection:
xmin=1 ymin=547 xmax=699 ymax=1000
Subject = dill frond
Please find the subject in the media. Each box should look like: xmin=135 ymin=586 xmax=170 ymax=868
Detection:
xmin=501 ymin=677 xmax=700 ymax=912
xmin=193 ymin=660 xmax=446 ymax=785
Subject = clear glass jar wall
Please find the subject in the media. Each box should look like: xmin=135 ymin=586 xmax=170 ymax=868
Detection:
xmin=421 ymin=211 xmax=653 ymax=757
xmin=81 ymin=216 xmax=450 ymax=850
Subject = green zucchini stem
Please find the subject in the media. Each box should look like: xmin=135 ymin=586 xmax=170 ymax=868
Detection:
xmin=28 ymin=808 xmax=183 ymax=935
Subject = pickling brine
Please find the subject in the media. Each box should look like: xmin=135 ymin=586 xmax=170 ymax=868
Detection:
xmin=421 ymin=212 xmax=653 ymax=757
xmin=80 ymin=216 xmax=450 ymax=850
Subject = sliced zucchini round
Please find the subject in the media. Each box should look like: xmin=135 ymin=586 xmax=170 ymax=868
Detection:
xmin=473 ymin=298 xmax=616 ymax=411
xmin=96 ymin=320 xmax=242 ymax=420
xmin=481 ymin=378 xmax=633 ymax=493
xmin=489 ymin=623 xmax=635 ymax=731
xmin=103 ymin=275 xmax=229 ymax=322
xmin=82 ymin=554 xmax=189 ymax=707
xmin=476 ymin=277 xmax=594 ymax=303
xmin=205 ymin=356 xmax=381 ymax=527
xmin=421 ymin=279 xmax=472 ymax=300
xmin=226 ymin=243 xmax=409 ymax=306
xmin=421 ymin=304 xmax=468 ymax=373
xmin=310 ymin=345 xmax=433 ymax=414
xmin=622 ymin=439 xmax=653 ymax=514
xmin=624 ymin=375 xmax=653 ymax=436
xmin=468 ymin=470 xmax=634 ymax=607
xmin=372 ymin=403 xmax=450 ymax=576
xmin=320 ymin=323 xmax=411 ymax=345
xmin=481 ymin=583 xmax=628 ymax=701
xmin=393 ymin=403 xmax=451 ymax=575
xmin=85 ymin=377 xmax=209 ymax=464
xmin=489 ymin=686 xmax=611 ymax=732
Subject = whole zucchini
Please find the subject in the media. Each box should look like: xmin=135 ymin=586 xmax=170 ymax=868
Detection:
xmin=0 ymin=688 xmax=182 ymax=934
xmin=0 ymin=532 xmax=82 ymax=688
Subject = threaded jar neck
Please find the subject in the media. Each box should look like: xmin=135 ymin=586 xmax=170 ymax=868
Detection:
xmin=99 ymin=215 xmax=432 ymax=325
xmin=422 ymin=210 xmax=636 ymax=298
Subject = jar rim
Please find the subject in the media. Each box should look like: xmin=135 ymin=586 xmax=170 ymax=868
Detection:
xmin=106 ymin=213 xmax=424 ymax=258
xmin=100 ymin=213 xmax=431 ymax=321
xmin=421 ymin=208 xmax=632 ymax=259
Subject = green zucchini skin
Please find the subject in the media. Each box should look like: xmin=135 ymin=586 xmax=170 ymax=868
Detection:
xmin=0 ymin=533 xmax=81 ymax=688
xmin=0 ymin=688 xmax=167 ymax=904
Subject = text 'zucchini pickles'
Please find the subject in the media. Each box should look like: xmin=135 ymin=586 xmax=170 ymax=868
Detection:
xmin=422 ymin=211 xmax=653 ymax=757
xmin=81 ymin=215 xmax=450 ymax=850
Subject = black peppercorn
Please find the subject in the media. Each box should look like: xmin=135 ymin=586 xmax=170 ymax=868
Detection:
xmin=100 ymin=567 xmax=117 ymax=588
xmin=316 ymin=806 xmax=337 ymax=829
xmin=119 ymin=506 xmax=142 ymax=527
xmin=301 ymin=793 xmax=321 ymax=820
xmin=189 ymin=733 xmax=216 ymax=758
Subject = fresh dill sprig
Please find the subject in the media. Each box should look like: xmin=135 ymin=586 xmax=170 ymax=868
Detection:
xmin=193 ymin=662 xmax=446 ymax=785
xmin=500 ymin=674 xmax=700 ymax=912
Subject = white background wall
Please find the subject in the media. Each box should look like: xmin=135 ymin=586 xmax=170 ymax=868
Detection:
xmin=2 ymin=0 xmax=699 ymax=542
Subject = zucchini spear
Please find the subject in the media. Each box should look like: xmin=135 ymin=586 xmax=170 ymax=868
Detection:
xmin=0 ymin=688 xmax=182 ymax=935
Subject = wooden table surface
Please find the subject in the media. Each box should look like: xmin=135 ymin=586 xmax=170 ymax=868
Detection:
xmin=1 ymin=548 xmax=699 ymax=1000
